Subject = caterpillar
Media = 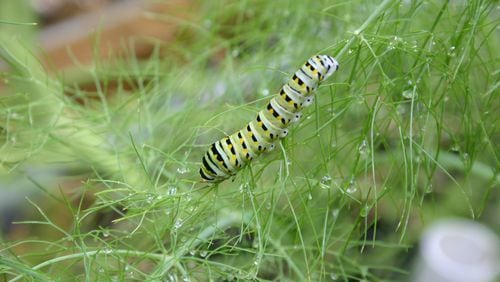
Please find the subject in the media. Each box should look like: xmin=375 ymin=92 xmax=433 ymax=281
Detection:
xmin=200 ymin=55 xmax=339 ymax=183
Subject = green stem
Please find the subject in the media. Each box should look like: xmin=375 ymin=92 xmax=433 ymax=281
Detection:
xmin=336 ymin=0 xmax=398 ymax=60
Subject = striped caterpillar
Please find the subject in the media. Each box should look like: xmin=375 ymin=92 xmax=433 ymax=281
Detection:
xmin=200 ymin=55 xmax=339 ymax=183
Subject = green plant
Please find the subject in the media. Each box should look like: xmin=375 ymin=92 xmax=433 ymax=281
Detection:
xmin=1 ymin=0 xmax=498 ymax=281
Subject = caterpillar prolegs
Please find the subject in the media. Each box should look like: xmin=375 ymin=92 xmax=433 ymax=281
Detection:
xmin=200 ymin=55 xmax=339 ymax=183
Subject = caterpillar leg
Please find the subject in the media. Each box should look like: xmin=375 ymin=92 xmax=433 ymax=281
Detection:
xmin=291 ymin=112 xmax=302 ymax=123
xmin=302 ymin=95 xmax=314 ymax=107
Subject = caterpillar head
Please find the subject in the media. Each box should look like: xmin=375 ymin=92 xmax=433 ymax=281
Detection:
xmin=318 ymin=55 xmax=339 ymax=80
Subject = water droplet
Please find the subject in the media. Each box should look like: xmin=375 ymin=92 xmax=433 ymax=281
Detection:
xmin=425 ymin=184 xmax=433 ymax=194
xmin=450 ymin=144 xmax=460 ymax=152
xmin=231 ymin=49 xmax=239 ymax=57
xmin=254 ymin=253 xmax=263 ymax=265
xmin=346 ymin=179 xmax=357 ymax=194
xmin=447 ymin=46 xmax=456 ymax=57
xmin=168 ymin=186 xmax=177 ymax=196
xmin=174 ymin=218 xmax=183 ymax=229
xmin=348 ymin=49 xmax=353 ymax=54
xmin=252 ymin=239 xmax=259 ymax=249
xmin=387 ymin=45 xmax=395 ymax=51
xmin=103 ymin=247 xmax=112 ymax=254
xmin=166 ymin=273 xmax=177 ymax=282
xmin=103 ymin=230 xmax=110 ymax=237
xmin=330 ymin=273 xmax=338 ymax=280
xmin=177 ymin=167 xmax=190 ymax=174
xmin=146 ymin=193 xmax=154 ymax=204
xmin=239 ymin=183 xmax=249 ymax=193
xmin=360 ymin=204 xmax=370 ymax=217
xmin=320 ymin=175 xmax=332 ymax=189
xmin=331 ymin=209 xmax=340 ymax=219
xmin=402 ymin=89 xmax=417 ymax=99
xmin=415 ymin=155 xmax=422 ymax=163
xmin=261 ymin=88 xmax=270 ymax=96
xmin=308 ymin=193 xmax=313 ymax=200
xmin=358 ymin=139 xmax=369 ymax=155
xmin=200 ymin=250 xmax=208 ymax=257
xmin=462 ymin=153 xmax=470 ymax=165
xmin=189 ymin=249 xmax=197 ymax=256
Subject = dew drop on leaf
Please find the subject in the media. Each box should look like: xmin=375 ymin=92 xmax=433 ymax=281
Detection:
xmin=177 ymin=167 xmax=190 ymax=174
xmin=168 ymin=186 xmax=177 ymax=196
xmin=402 ymin=89 xmax=417 ymax=99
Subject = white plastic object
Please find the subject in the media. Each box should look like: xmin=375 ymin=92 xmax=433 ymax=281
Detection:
xmin=412 ymin=219 xmax=499 ymax=282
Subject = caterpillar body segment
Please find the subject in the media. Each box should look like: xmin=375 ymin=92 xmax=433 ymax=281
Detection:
xmin=200 ymin=55 xmax=339 ymax=183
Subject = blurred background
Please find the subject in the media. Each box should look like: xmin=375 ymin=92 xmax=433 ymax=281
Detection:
xmin=1 ymin=0 xmax=194 ymax=244
xmin=0 ymin=0 xmax=499 ymax=281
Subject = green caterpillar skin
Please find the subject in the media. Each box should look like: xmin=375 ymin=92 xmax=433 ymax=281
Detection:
xmin=200 ymin=55 xmax=339 ymax=183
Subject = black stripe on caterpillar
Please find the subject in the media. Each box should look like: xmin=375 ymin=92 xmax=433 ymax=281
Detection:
xmin=200 ymin=55 xmax=339 ymax=183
